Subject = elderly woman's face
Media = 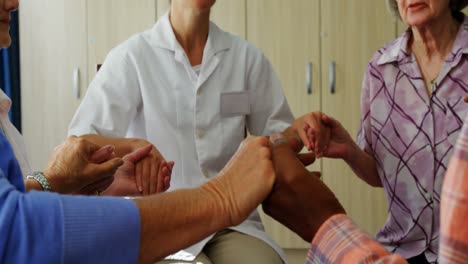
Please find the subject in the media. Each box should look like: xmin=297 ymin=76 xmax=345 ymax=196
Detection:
xmin=397 ymin=0 xmax=451 ymax=26
xmin=0 ymin=0 xmax=18 ymax=48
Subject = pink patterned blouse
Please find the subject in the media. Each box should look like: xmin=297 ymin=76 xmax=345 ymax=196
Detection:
xmin=356 ymin=15 xmax=468 ymax=262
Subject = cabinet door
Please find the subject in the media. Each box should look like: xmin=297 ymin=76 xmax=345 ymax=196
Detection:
xmin=87 ymin=0 xmax=156 ymax=83
xmin=247 ymin=0 xmax=321 ymax=249
xmin=157 ymin=0 xmax=246 ymax=38
xmin=20 ymin=0 xmax=87 ymax=169
xmin=320 ymin=0 xmax=396 ymax=235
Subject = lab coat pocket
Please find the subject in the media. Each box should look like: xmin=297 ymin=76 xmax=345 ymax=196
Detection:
xmin=220 ymin=91 xmax=251 ymax=118
xmin=446 ymin=95 xmax=467 ymax=146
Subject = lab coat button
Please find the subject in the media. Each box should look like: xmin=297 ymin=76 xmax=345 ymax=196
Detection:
xmin=196 ymin=129 xmax=205 ymax=138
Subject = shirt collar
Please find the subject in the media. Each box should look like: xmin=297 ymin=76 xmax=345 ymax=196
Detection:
xmin=0 ymin=89 xmax=11 ymax=116
xmin=150 ymin=12 xmax=231 ymax=56
xmin=377 ymin=15 xmax=468 ymax=66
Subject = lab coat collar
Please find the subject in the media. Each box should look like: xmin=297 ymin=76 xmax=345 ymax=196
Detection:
xmin=151 ymin=12 xmax=232 ymax=56
xmin=0 ymin=89 xmax=11 ymax=116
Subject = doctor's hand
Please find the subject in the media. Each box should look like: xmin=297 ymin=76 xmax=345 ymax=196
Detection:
xmin=262 ymin=133 xmax=345 ymax=242
xmin=43 ymin=136 xmax=124 ymax=194
xmin=202 ymin=136 xmax=275 ymax=226
xmin=130 ymin=139 xmax=174 ymax=195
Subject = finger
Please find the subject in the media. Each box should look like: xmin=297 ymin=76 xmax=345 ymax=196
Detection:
xmin=465 ymin=94 xmax=468 ymax=103
xmin=163 ymin=176 xmax=171 ymax=191
xmin=136 ymin=162 xmax=143 ymax=193
xmin=168 ymin=161 xmax=175 ymax=173
xmin=143 ymin=160 xmax=151 ymax=196
xmin=124 ymin=144 xmax=153 ymax=163
xmin=296 ymin=124 xmax=311 ymax=151
xmin=90 ymin=158 xmax=123 ymax=180
xmin=90 ymin=145 xmax=116 ymax=163
xmin=297 ymin=152 xmax=316 ymax=166
xmin=161 ymin=165 xmax=170 ymax=178
xmin=156 ymin=160 xmax=165 ymax=193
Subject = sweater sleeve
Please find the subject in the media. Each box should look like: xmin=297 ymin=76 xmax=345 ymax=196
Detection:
xmin=0 ymin=174 xmax=141 ymax=264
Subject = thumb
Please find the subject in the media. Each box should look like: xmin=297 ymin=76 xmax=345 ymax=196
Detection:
xmin=321 ymin=114 xmax=340 ymax=128
xmin=90 ymin=145 xmax=116 ymax=163
xmin=124 ymin=144 xmax=153 ymax=163
xmin=91 ymin=157 xmax=124 ymax=178
xmin=298 ymin=152 xmax=316 ymax=166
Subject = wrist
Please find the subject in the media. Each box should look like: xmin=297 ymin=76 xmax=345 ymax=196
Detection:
xmin=26 ymin=171 xmax=54 ymax=192
xmin=343 ymin=141 xmax=359 ymax=164
xmin=200 ymin=179 xmax=232 ymax=228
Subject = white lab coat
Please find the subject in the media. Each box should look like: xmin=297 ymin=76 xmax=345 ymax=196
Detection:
xmin=0 ymin=90 xmax=31 ymax=177
xmin=69 ymin=13 xmax=293 ymax=262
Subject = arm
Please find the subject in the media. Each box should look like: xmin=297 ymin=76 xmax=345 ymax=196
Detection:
xmin=309 ymin=215 xmax=407 ymax=264
xmin=246 ymin=50 xmax=295 ymax=136
xmin=262 ymin=134 xmax=404 ymax=264
xmin=69 ymin=48 xmax=170 ymax=195
xmin=1 ymin=135 xmax=274 ymax=264
xmin=135 ymin=136 xmax=275 ymax=263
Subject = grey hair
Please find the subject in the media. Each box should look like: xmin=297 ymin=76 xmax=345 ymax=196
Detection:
xmin=386 ymin=0 xmax=468 ymax=19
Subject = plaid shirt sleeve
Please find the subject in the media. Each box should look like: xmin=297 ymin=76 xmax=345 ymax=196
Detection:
xmin=306 ymin=214 xmax=407 ymax=264
xmin=439 ymin=115 xmax=468 ymax=264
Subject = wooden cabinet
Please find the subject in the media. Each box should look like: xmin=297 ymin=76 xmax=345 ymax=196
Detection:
xmin=87 ymin=0 xmax=156 ymax=83
xmin=247 ymin=0 xmax=321 ymax=248
xmin=20 ymin=0 xmax=157 ymax=169
xmin=20 ymin=0 xmax=87 ymax=169
xmin=247 ymin=0 xmax=397 ymax=247
xmin=320 ymin=0 xmax=395 ymax=236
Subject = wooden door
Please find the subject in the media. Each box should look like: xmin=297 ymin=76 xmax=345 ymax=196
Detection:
xmin=20 ymin=0 xmax=87 ymax=169
xmin=87 ymin=0 xmax=157 ymax=83
xmin=247 ymin=0 xmax=321 ymax=248
xmin=320 ymin=0 xmax=396 ymax=235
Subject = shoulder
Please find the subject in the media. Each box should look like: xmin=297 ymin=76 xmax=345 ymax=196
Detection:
xmin=105 ymin=27 xmax=155 ymax=64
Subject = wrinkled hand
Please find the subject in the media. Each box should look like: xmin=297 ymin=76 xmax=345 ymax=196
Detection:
xmin=262 ymin=133 xmax=345 ymax=242
xmin=131 ymin=139 xmax=174 ymax=196
xmin=293 ymin=112 xmax=331 ymax=156
xmin=44 ymin=136 xmax=124 ymax=194
xmin=299 ymin=112 xmax=355 ymax=160
xmin=80 ymin=145 xmax=173 ymax=196
xmin=203 ymin=136 xmax=275 ymax=227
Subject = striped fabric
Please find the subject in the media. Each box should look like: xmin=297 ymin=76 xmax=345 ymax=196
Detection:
xmin=439 ymin=114 xmax=468 ymax=263
xmin=307 ymin=214 xmax=406 ymax=264
xmin=306 ymin=114 xmax=468 ymax=264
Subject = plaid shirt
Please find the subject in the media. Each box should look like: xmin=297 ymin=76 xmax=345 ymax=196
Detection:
xmin=307 ymin=114 xmax=468 ymax=264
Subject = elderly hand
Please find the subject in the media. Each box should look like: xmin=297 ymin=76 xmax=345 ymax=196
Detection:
xmin=43 ymin=136 xmax=124 ymax=194
xmin=301 ymin=112 xmax=355 ymax=160
xmin=293 ymin=112 xmax=331 ymax=156
xmin=202 ymin=136 xmax=275 ymax=227
xmin=129 ymin=139 xmax=174 ymax=196
xmin=80 ymin=145 xmax=173 ymax=196
xmin=262 ymin=133 xmax=345 ymax=242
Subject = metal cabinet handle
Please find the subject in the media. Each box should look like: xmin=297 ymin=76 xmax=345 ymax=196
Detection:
xmin=73 ymin=67 xmax=80 ymax=99
xmin=306 ymin=62 xmax=312 ymax=95
xmin=330 ymin=61 xmax=336 ymax=94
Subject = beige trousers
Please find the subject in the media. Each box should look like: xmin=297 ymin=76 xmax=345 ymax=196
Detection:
xmin=155 ymin=229 xmax=283 ymax=264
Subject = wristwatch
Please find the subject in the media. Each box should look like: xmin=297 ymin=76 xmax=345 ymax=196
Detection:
xmin=26 ymin=171 xmax=53 ymax=192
